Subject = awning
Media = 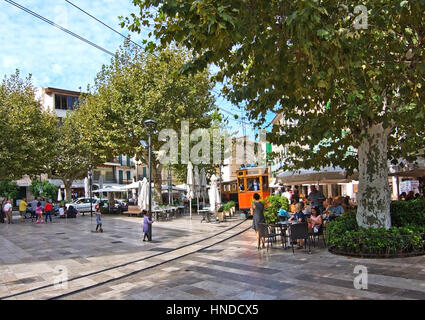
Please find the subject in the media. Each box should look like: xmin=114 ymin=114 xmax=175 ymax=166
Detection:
xmin=277 ymin=166 xmax=358 ymax=185
xmin=389 ymin=158 xmax=425 ymax=178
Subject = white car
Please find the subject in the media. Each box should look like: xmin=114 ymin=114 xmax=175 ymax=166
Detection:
xmin=65 ymin=198 xmax=98 ymax=213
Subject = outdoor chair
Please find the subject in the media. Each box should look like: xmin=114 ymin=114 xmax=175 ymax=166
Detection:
xmin=309 ymin=224 xmax=326 ymax=248
xmin=258 ymin=223 xmax=279 ymax=251
xmin=289 ymin=222 xmax=311 ymax=254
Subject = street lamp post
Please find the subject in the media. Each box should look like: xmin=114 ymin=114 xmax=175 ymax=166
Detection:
xmin=168 ymin=161 xmax=172 ymax=205
xmin=144 ymin=119 xmax=157 ymax=241
xmin=88 ymin=164 xmax=93 ymax=217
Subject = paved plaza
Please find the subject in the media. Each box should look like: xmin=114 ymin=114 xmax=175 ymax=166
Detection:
xmin=1 ymin=213 xmax=425 ymax=300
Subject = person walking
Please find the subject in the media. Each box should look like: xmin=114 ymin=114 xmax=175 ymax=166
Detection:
xmin=95 ymin=206 xmax=103 ymax=232
xmin=142 ymin=211 xmax=153 ymax=241
xmin=44 ymin=200 xmax=53 ymax=223
xmin=35 ymin=202 xmax=43 ymax=224
xmin=251 ymin=193 xmax=266 ymax=249
xmin=19 ymin=198 xmax=27 ymax=223
xmin=0 ymin=199 xmax=6 ymax=223
xmin=29 ymin=198 xmax=38 ymax=222
xmin=4 ymin=199 xmax=13 ymax=224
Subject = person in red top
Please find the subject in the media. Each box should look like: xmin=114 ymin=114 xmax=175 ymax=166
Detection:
xmin=44 ymin=200 xmax=53 ymax=223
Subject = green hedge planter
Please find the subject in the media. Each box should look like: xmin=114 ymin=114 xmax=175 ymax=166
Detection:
xmin=326 ymin=199 xmax=425 ymax=258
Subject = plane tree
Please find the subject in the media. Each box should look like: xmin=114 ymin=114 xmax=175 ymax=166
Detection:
xmin=122 ymin=0 xmax=425 ymax=228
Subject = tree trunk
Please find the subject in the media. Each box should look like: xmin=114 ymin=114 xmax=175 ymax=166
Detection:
xmin=153 ymin=163 xmax=163 ymax=205
xmin=63 ymin=179 xmax=73 ymax=202
xmin=357 ymin=123 xmax=392 ymax=229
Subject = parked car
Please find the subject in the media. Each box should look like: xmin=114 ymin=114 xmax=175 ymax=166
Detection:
xmin=65 ymin=197 xmax=99 ymax=213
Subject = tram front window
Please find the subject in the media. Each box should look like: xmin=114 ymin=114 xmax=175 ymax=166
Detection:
xmin=247 ymin=178 xmax=260 ymax=191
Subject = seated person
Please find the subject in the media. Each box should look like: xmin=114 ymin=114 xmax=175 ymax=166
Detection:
xmin=289 ymin=199 xmax=297 ymax=213
xmin=328 ymin=199 xmax=344 ymax=218
xmin=288 ymin=202 xmax=306 ymax=249
xmin=66 ymin=205 xmax=78 ymax=218
xmin=58 ymin=205 xmax=65 ymax=219
xmin=289 ymin=202 xmax=306 ymax=222
xmin=307 ymin=207 xmax=322 ymax=234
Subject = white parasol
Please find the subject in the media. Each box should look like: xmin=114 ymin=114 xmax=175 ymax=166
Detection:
xmin=208 ymin=174 xmax=221 ymax=213
xmin=186 ymin=161 xmax=194 ymax=218
xmin=141 ymin=177 xmax=149 ymax=211
xmin=57 ymin=188 xmax=62 ymax=202
xmin=194 ymin=165 xmax=200 ymax=212
xmin=137 ymin=180 xmax=143 ymax=209
xmin=84 ymin=177 xmax=89 ymax=198
xmin=200 ymin=168 xmax=207 ymax=202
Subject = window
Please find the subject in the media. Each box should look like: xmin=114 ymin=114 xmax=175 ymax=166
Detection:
xmin=247 ymin=178 xmax=260 ymax=191
xmin=54 ymin=94 xmax=79 ymax=110
xmin=127 ymin=171 xmax=131 ymax=181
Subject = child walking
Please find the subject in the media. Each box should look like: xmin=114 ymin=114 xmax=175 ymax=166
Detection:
xmin=95 ymin=206 xmax=103 ymax=232
xmin=142 ymin=211 xmax=153 ymax=241
xmin=35 ymin=202 xmax=44 ymax=224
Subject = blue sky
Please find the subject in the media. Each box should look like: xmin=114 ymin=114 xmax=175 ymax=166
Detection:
xmin=0 ymin=0 xmax=275 ymax=138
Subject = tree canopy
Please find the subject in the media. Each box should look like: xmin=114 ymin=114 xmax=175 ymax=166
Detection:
xmin=0 ymin=70 xmax=58 ymax=180
xmin=50 ymin=110 xmax=106 ymax=202
xmin=76 ymin=43 xmax=219 ymax=201
xmin=122 ymin=0 xmax=425 ymax=227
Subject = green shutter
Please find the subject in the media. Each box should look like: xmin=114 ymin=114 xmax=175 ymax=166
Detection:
xmin=127 ymin=171 xmax=131 ymax=181
xmin=126 ymin=156 xmax=130 ymax=167
xmin=119 ymin=155 xmax=122 ymax=165
xmin=119 ymin=170 xmax=123 ymax=184
xmin=142 ymin=167 xmax=147 ymax=178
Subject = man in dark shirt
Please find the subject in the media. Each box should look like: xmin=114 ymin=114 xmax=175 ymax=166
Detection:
xmin=307 ymin=186 xmax=325 ymax=212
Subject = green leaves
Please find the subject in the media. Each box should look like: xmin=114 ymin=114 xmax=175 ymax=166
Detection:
xmin=0 ymin=70 xmax=58 ymax=180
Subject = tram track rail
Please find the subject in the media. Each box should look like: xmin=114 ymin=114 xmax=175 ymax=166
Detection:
xmin=1 ymin=219 xmax=251 ymax=300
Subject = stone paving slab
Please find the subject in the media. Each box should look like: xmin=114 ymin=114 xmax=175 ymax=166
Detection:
xmin=2 ymin=212 xmax=425 ymax=300
xmin=60 ymin=228 xmax=425 ymax=300
xmin=0 ymin=213 xmax=246 ymax=299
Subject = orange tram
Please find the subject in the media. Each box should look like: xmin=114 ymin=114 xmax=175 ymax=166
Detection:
xmin=220 ymin=166 xmax=271 ymax=217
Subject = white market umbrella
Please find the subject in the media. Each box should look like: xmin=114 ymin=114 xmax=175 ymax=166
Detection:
xmin=186 ymin=161 xmax=194 ymax=218
xmin=194 ymin=165 xmax=201 ymax=212
xmin=57 ymin=188 xmax=62 ymax=202
xmin=200 ymin=168 xmax=207 ymax=202
xmin=84 ymin=177 xmax=89 ymax=198
xmin=208 ymin=174 xmax=221 ymax=213
xmin=137 ymin=180 xmax=143 ymax=209
xmin=141 ymin=177 xmax=149 ymax=211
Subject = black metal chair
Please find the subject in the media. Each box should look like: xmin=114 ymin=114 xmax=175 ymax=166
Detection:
xmin=258 ymin=223 xmax=279 ymax=251
xmin=309 ymin=223 xmax=326 ymax=248
xmin=289 ymin=222 xmax=311 ymax=254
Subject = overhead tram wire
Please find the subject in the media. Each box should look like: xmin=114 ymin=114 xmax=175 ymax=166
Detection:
xmin=5 ymin=0 xmax=251 ymax=126
xmin=63 ymin=0 xmax=152 ymax=51
xmin=4 ymin=0 xmax=115 ymax=57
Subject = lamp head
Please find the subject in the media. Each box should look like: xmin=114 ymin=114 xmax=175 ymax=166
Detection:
xmin=143 ymin=119 xmax=157 ymax=131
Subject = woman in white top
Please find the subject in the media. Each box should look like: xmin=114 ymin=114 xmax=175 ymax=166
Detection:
xmin=59 ymin=206 xmax=65 ymax=218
